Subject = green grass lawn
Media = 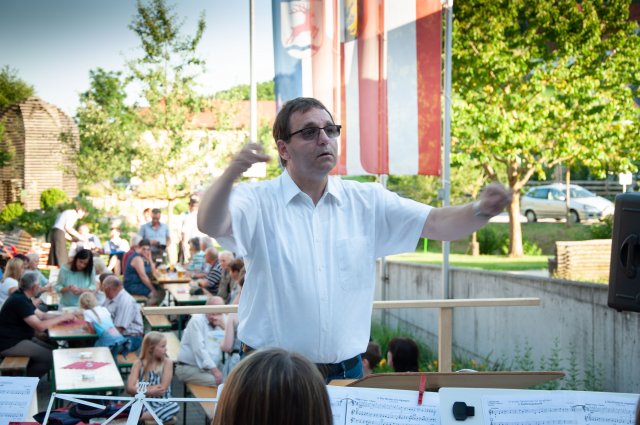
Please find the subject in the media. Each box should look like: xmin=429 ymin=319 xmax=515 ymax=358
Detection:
xmin=388 ymin=252 xmax=549 ymax=271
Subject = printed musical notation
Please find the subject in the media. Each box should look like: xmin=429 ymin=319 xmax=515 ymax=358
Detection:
xmin=327 ymin=386 xmax=440 ymax=425
xmin=482 ymin=391 xmax=638 ymax=425
xmin=0 ymin=376 xmax=38 ymax=425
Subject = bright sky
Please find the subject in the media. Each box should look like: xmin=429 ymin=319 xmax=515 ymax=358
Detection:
xmin=0 ymin=0 xmax=275 ymax=116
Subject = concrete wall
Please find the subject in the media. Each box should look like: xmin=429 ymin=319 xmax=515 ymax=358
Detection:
xmin=374 ymin=261 xmax=640 ymax=393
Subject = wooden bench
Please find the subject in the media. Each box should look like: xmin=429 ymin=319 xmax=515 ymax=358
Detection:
xmin=144 ymin=313 xmax=172 ymax=331
xmin=549 ymin=239 xmax=612 ymax=281
xmin=132 ymin=294 xmax=149 ymax=305
xmin=0 ymin=356 xmax=30 ymax=375
xmin=184 ymin=383 xmax=217 ymax=425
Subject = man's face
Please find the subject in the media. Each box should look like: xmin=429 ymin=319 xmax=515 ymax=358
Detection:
xmin=207 ymin=312 xmax=225 ymax=327
xmin=151 ymin=212 xmax=161 ymax=225
xmin=277 ymin=107 xmax=338 ymax=180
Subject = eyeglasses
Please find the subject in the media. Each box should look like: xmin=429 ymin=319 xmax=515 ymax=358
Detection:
xmin=287 ymin=124 xmax=341 ymax=141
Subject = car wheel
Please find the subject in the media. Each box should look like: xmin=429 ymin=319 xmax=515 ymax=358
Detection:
xmin=525 ymin=210 xmax=537 ymax=223
xmin=569 ymin=210 xmax=580 ymax=224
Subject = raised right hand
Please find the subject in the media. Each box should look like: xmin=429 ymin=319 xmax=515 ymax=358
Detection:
xmin=229 ymin=143 xmax=271 ymax=174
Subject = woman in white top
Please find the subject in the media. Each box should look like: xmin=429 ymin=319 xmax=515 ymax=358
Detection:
xmin=0 ymin=257 xmax=25 ymax=309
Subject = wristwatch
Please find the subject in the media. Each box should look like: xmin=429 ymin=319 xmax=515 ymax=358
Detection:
xmin=472 ymin=201 xmax=492 ymax=219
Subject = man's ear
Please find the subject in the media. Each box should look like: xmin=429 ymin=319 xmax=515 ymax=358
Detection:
xmin=276 ymin=139 xmax=290 ymax=161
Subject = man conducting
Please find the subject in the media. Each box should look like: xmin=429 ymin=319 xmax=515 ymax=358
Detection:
xmin=198 ymin=97 xmax=510 ymax=381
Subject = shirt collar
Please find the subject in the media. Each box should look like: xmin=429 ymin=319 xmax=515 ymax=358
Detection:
xmin=280 ymin=170 xmax=343 ymax=206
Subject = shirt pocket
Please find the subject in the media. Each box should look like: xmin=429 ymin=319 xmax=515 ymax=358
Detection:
xmin=337 ymin=237 xmax=370 ymax=291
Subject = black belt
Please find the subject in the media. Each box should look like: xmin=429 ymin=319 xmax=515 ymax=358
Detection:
xmin=315 ymin=355 xmax=360 ymax=379
xmin=242 ymin=343 xmax=360 ymax=379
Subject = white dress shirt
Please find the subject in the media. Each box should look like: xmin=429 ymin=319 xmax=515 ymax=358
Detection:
xmin=177 ymin=314 xmax=225 ymax=370
xmin=217 ymin=171 xmax=431 ymax=363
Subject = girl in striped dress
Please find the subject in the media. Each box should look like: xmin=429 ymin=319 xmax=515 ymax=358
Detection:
xmin=126 ymin=331 xmax=180 ymax=423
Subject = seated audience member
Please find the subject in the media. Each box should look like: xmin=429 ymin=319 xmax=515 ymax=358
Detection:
xmin=212 ymin=348 xmax=333 ymax=425
xmin=78 ymin=292 xmax=129 ymax=358
xmin=200 ymin=236 xmax=216 ymax=255
xmin=387 ymin=336 xmax=420 ymax=372
xmin=175 ymin=296 xmax=226 ymax=387
xmin=186 ymin=237 xmax=205 ymax=272
xmin=103 ymin=226 xmax=130 ymax=275
xmin=361 ymin=341 xmax=382 ymax=376
xmin=55 ymin=248 xmax=96 ymax=307
xmin=227 ymin=259 xmax=245 ymax=303
xmin=0 ymin=271 xmax=75 ymax=377
xmin=0 ymin=257 xmax=25 ymax=309
xmin=221 ymin=272 xmax=244 ymax=377
xmin=126 ymin=332 xmax=179 ymax=422
xmin=69 ymin=223 xmax=102 ymax=257
xmin=121 ymin=234 xmax=143 ymax=275
xmin=102 ymin=275 xmax=144 ymax=353
xmin=123 ymin=238 xmax=164 ymax=306
xmin=25 ymin=253 xmax=49 ymax=288
xmin=215 ymin=251 xmax=235 ymax=303
xmin=197 ymin=248 xmax=222 ymax=295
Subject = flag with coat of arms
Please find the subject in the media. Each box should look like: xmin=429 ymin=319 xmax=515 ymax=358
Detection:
xmin=271 ymin=0 xmax=442 ymax=176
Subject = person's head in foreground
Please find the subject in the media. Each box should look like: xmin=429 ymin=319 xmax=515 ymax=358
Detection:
xmin=212 ymin=348 xmax=333 ymax=425
xmin=387 ymin=336 xmax=419 ymax=372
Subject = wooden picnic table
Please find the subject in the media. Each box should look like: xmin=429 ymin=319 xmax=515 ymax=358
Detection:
xmin=157 ymin=272 xmax=190 ymax=284
xmin=49 ymin=317 xmax=97 ymax=341
xmin=52 ymin=347 xmax=124 ymax=393
xmin=164 ymin=283 xmax=208 ymax=306
xmin=144 ymin=312 xmax=172 ymax=331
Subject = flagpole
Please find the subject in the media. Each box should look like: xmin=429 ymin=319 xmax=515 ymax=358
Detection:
xmin=442 ymin=0 xmax=453 ymax=300
xmin=249 ymin=0 xmax=257 ymax=142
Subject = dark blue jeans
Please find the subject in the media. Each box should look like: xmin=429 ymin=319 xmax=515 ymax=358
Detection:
xmin=324 ymin=355 xmax=363 ymax=384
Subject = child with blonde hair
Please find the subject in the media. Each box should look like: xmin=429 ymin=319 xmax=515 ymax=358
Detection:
xmin=78 ymin=292 xmax=128 ymax=358
xmin=126 ymin=331 xmax=179 ymax=422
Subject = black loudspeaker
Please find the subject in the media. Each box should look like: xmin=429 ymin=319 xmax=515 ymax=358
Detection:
xmin=608 ymin=193 xmax=640 ymax=312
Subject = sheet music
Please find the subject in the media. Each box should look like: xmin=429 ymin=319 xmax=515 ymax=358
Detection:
xmin=482 ymin=391 xmax=638 ymax=425
xmin=328 ymin=385 xmax=440 ymax=425
xmin=0 ymin=376 xmax=38 ymax=425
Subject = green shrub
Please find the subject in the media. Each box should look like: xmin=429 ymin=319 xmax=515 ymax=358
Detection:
xmin=0 ymin=202 xmax=25 ymax=225
xmin=40 ymin=188 xmax=69 ymax=210
xmin=589 ymin=215 xmax=613 ymax=239
xmin=14 ymin=209 xmax=58 ymax=237
xmin=477 ymin=226 xmax=508 ymax=254
xmin=501 ymin=239 xmax=543 ymax=256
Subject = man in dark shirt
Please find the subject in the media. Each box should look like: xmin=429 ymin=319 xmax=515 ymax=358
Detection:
xmin=0 ymin=271 xmax=75 ymax=377
xmin=197 ymin=248 xmax=222 ymax=296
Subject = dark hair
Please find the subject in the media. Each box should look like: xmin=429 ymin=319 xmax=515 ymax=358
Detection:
xmin=229 ymin=259 xmax=244 ymax=273
xmin=189 ymin=237 xmax=201 ymax=251
xmin=151 ymin=208 xmax=161 ymax=215
xmin=70 ymin=248 xmax=94 ymax=277
xmin=272 ymin=97 xmax=334 ymax=167
xmin=139 ymin=238 xmax=151 ymax=248
xmin=388 ymin=337 xmax=419 ymax=372
xmin=362 ymin=341 xmax=382 ymax=370
xmin=13 ymin=253 xmax=29 ymax=263
xmin=212 ymin=348 xmax=332 ymax=425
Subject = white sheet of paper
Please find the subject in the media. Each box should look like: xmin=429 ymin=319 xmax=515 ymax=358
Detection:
xmin=328 ymin=385 xmax=440 ymax=425
xmin=0 ymin=376 xmax=39 ymax=425
xmin=482 ymin=390 xmax=638 ymax=425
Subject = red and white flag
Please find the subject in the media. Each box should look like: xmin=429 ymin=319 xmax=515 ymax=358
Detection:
xmin=272 ymin=0 xmax=442 ymax=176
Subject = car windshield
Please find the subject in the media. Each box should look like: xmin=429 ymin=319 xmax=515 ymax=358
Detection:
xmin=570 ymin=187 xmax=595 ymax=198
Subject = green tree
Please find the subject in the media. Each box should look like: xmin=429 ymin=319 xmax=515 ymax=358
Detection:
xmin=73 ymin=68 xmax=140 ymax=188
xmin=126 ymin=0 xmax=213 ymax=224
xmin=0 ymin=65 xmax=34 ymax=108
xmin=0 ymin=66 xmax=35 ymax=167
xmin=452 ymin=0 xmax=640 ymax=256
xmin=213 ymin=80 xmax=275 ymax=100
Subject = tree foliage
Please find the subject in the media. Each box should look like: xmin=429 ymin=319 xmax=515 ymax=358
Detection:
xmin=126 ymin=0 xmax=213 ymax=208
xmin=73 ymin=68 xmax=140 ymax=187
xmin=212 ymin=80 xmax=275 ymax=101
xmin=0 ymin=66 xmax=34 ymax=168
xmin=0 ymin=65 xmax=34 ymax=109
xmin=452 ymin=0 xmax=640 ymax=256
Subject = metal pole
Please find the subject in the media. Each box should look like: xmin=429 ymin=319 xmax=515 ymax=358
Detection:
xmin=249 ymin=0 xmax=257 ymax=143
xmin=442 ymin=0 xmax=453 ymax=299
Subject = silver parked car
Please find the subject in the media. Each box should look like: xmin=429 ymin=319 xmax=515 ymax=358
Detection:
xmin=521 ymin=183 xmax=614 ymax=223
